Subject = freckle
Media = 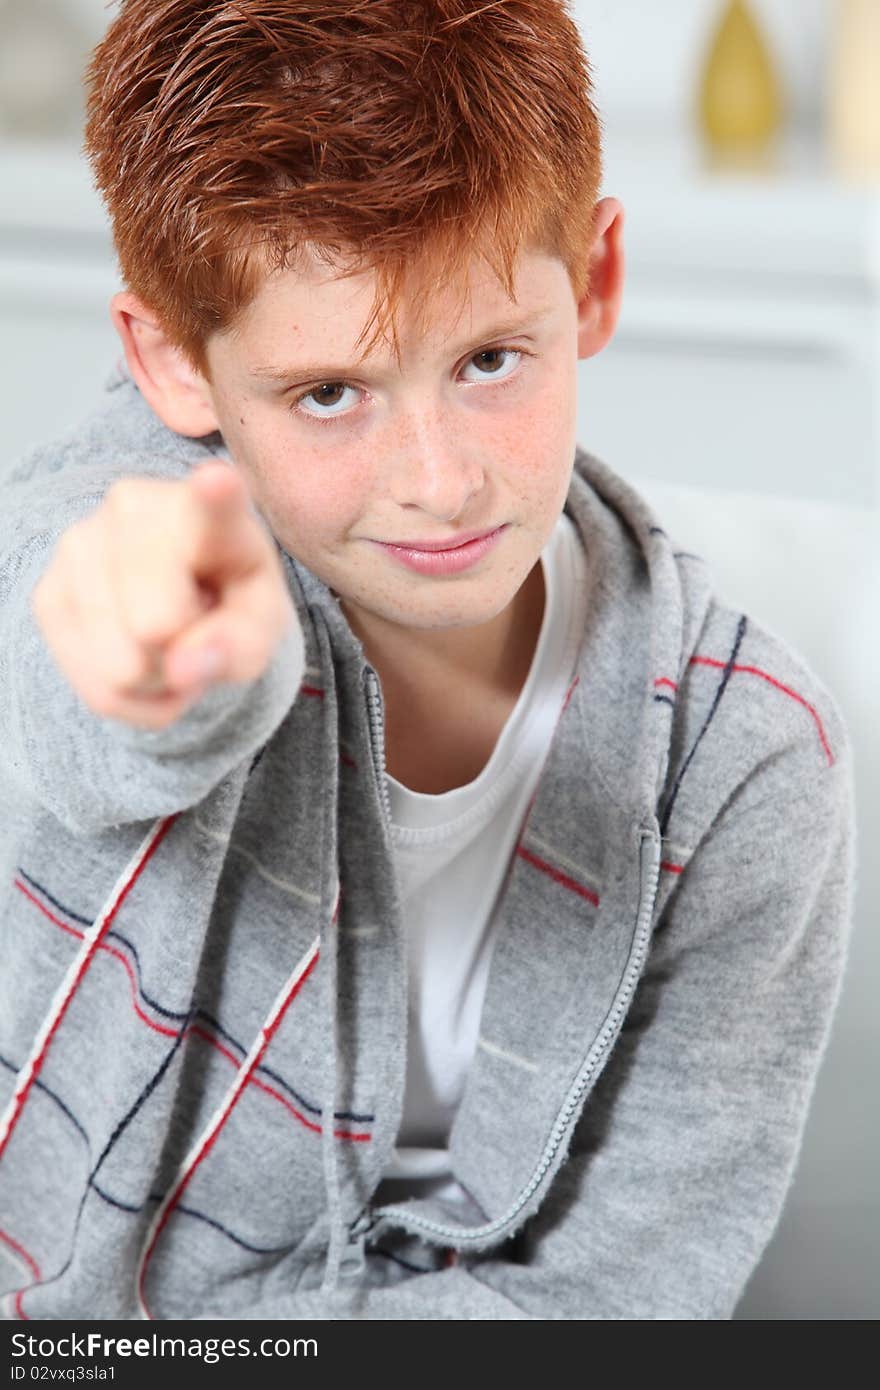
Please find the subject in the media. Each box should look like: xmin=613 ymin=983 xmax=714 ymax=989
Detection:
xmin=239 ymin=417 xmax=245 ymax=425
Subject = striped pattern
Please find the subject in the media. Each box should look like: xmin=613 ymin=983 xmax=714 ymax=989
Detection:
xmin=136 ymin=917 xmax=329 ymax=1319
xmin=12 ymin=870 xmax=372 ymax=1132
xmin=0 ymin=817 xmax=178 ymax=1165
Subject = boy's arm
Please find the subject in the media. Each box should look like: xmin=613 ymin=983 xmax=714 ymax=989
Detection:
xmin=0 ymin=457 xmax=305 ymax=837
xmin=228 ymin=722 xmax=856 ymax=1321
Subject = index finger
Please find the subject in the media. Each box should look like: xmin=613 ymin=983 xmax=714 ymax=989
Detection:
xmin=185 ymin=461 xmax=268 ymax=582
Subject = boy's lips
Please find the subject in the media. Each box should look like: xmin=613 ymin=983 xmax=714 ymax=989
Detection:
xmin=374 ymin=525 xmax=504 ymax=551
xmin=368 ymin=525 xmax=509 ymax=575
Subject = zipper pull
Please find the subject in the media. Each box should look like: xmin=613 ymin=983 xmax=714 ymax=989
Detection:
xmin=349 ymin=1203 xmax=378 ymax=1242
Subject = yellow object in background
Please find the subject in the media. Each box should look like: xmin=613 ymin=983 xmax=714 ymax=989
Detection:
xmin=826 ymin=0 xmax=880 ymax=179
xmin=698 ymin=0 xmax=784 ymax=154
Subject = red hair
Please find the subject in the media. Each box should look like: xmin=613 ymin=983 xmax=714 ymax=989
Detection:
xmin=84 ymin=1 xmax=603 ymax=375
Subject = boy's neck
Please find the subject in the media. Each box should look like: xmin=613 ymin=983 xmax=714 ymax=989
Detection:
xmin=341 ymin=559 xmax=546 ymax=724
xmin=340 ymin=561 xmax=546 ymax=792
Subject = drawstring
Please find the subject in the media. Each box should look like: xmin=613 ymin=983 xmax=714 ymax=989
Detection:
xmin=312 ymin=609 xmax=347 ymax=1297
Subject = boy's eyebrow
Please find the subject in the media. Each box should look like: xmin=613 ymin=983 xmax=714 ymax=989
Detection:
xmin=249 ymin=304 xmax=555 ymax=383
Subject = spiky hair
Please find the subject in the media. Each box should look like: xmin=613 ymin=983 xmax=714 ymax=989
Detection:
xmin=85 ymin=1 xmax=603 ymax=374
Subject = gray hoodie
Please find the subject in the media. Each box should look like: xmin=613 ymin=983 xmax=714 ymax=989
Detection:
xmin=0 ymin=368 xmax=856 ymax=1320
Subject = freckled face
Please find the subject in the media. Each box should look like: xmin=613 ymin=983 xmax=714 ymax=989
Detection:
xmin=199 ymin=245 xmax=580 ymax=633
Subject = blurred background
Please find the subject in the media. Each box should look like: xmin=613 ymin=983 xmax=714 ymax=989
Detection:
xmin=0 ymin=0 xmax=877 ymax=1319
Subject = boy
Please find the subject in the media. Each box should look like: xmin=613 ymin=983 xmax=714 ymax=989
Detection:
xmin=0 ymin=0 xmax=855 ymax=1320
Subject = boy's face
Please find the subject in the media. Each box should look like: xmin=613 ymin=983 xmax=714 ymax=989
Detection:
xmin=191 ymin=216 xmax=620 ymax=646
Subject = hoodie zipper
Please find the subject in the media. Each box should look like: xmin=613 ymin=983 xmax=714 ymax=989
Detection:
xmin=370 ymin=824 xmax=662 ymax=1248
xmin=363 ymin=665 xmax=393 ymax=827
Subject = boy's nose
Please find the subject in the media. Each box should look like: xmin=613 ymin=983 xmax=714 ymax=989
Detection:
xmin=386 ymin=408 xmax=486 ymax=520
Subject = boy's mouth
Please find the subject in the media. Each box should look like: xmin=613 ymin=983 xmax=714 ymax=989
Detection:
xmin=369 ymin=525 xmax=509 ymax=575
xmin=375 ymin=524 xmax=504 ymax=551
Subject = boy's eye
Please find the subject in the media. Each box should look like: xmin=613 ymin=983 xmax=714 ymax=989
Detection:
xmin=290 ymin=346 xmax=524 ymax=423
xmin=458 ymin=350 xmax=522 ymax=383
xmin=294 ymin=380 xmax=355 ymax=417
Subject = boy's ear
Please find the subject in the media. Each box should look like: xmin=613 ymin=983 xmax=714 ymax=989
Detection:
xmin=110 ymin=291 xmax=220 ymax=438
xmin=576 ymin=196 xmax=625 ymax=361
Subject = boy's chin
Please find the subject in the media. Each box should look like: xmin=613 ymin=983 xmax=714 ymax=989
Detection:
xmin=343 ymin=588 xmax=521 ymax=633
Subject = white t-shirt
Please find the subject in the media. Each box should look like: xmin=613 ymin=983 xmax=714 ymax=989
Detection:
xmin=372 ymin=509 xmax=591 ymax=1209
